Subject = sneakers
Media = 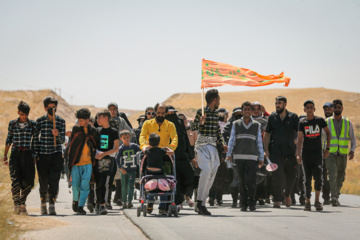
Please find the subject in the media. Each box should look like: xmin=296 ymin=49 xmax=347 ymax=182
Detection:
xmin=331 ymin=198 xmax=338 ymax=207
xmin=186 ymin=198 xmax=195 ymax=207
xmin=49 ymin=204 xmax=57 ymax=215
xmin=87 ymin=203 xmax=94 ymax=213
xmin=323 ymin=199 xmax=331 ymax=205
xmin=20 ymin=204 xmax=28 ymax=216
xmin=105 ymin=202 xmax=113 ymax=210
xmin=127 ymin=202 xmax=133 ymax=209
xmin=273 ymin=201 xmax=281 ymax=208
xmin=72 ymin=201 xmax=79 ymax=212
xmin=208 ymin=198 xmax=215 ymax=206
xmin=315 ymin=201 xmax=323 ymax=211
xmin=40 ymin=203 xmax=48 ymax=215
xmin=198 ymin=206 xmax=211 ymax=215
xmin=240 ymin=205 xmax=247 ymax=212
xmin=77 ymin=206 xmax=86 ymax=215
xmin=249 ymin=205 xmax=256 ymax=211
xmin=14 ymin=205 xmax=21 ymax=215
xmin=100 ymin=205 xmax=108 ymax=215
xmin=304 ymin=203 xmax=311 ymax=211
xmin=95 ymin=205 xmax=100 ymax=214
xmin=113 ymin=199 xmax=123 ymax=206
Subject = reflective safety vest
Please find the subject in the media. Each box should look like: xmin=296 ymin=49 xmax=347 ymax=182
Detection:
xmin=327 ymin=117 xmax=350 ymax=154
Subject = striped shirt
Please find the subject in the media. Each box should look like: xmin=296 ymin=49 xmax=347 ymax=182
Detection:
xmin=227 ymin=118 xmax=264 ymax=161
xmin=5 ymin=118 xmax=38 ymax=152
xmin=191 ymin=106 xmax=225 ymax=146
xmin=33 ymin=115 xmax=66 ymax=154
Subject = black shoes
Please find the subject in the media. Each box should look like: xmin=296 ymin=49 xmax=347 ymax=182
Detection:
xmin=304 ymin=203 xmax=311 ymax=211
xmin=258 ymin=199 xmax=265 ymax=205
xmin=208 ymin=198 xmax=215 ymax=206
xmin=249 ymin=205 xmax=256 ymax=211
xmin=87 ymin=203 xmax=94 ymax=213
xmin=72 ymin=201 xmax=79 ymax=213
xmin=77 ymin=207 xmax=86 ymax=215
xmin=198 ymin=206 xmax=211 ymax=215
xmin=231 ymin=202 xmax=237 ymax=208
xmin=241 ymin=205 xmax=247 ymax=212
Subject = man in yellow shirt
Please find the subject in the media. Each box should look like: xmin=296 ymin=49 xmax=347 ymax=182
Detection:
xmin=139 ymin=103 xmax=178 ymax=215
xmin=68 ymin=108 xmax=99 ymax=215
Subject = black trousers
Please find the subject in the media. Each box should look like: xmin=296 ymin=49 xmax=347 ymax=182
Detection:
xmin=302 ymin=151 xmax=323 ymax=199
xmin=270 ymin=153 xmax=297 ymax=202
xmin=106 ymin=162 xmax=117 ymax=204
xmin=88 ymin=182 xmax=95 ymax=204
xmin=37 ymin=152 xmax=63 ymax=204
xmin=175 ymin=160 xmax=194 ymax=205
xmin=95 ymin=158 xmax=115 ymax=205
xmin=235 ymin=159 xmax=258 ymax=207
xmin=9 ymin=149 xmax=35 ymax=205
xmin=322 ymin=158 xmax=330 ymax=201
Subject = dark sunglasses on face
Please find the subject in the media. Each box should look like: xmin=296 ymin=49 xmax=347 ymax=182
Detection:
xmin=147 ymin=112 xmax=155 ymax=116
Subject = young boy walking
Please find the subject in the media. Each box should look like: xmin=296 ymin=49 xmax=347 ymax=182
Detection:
xmin=68 ymin=108 xmax=99 ymax=215
xmin=33 ymin=97 xmax=66 ymax=215
xmin=4 ymin=101 xmax=38 ymax=215
xmin=95 ymin=110 xmax=119 ymax=215
xmin=115 ymin=130 xmax=141 ymax=209
xmin=296 ymin=100 xmax=331 ymax=211
xmin=226 ymin=101 xmax=264 ymax=211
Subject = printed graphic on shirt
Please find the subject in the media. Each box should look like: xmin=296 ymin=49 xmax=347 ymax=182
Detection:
xmin=100 ymin=135 xmax=109 ymax=149
xmin=121 ymin=149 xmax=137 ymax=168
xmin=304 ymin=125 xmax=320 ymax=138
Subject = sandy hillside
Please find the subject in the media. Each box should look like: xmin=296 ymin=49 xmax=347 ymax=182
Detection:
xmin=0 ymin=89 xmax=135 ymax=145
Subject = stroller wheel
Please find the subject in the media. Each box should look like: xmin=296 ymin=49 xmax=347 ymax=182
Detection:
xmin=137 ymin=206 xmax=141 ymax=217
xmin=143 ymin=204 xmax=147 ymax=217
xmin=173 ymin=205 xmax=178 ymax=217
xmin=167 ymin=205 xmax=172 ymax=217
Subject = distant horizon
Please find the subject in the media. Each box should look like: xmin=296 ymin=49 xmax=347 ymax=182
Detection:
xmin=1 ymin=86 xmax=356 ymax=111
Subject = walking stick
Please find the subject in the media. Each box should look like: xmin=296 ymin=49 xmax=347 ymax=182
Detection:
xmin=53 ymin=108 xmax=57 ymax=147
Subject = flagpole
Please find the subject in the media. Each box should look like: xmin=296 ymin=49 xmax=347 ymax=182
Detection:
xmin=201 ymin=88 xmax=204 ymax=116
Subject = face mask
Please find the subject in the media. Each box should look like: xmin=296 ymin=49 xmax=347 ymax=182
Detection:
xmin=156 ymin=116 xmax=165 ymax=123
xmin=47 ymin=107 xmax=56 ymax=116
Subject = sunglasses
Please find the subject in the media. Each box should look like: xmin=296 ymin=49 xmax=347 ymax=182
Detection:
xmin=147 ymin=112 xmax=155 ymax=116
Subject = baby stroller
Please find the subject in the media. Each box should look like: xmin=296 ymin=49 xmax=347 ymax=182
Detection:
xmin=137 ymin=154 xmax=178 ymax=217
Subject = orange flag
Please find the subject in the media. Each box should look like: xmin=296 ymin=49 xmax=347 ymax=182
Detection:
xmin=201 ymin=59 xmax=290 ymax=88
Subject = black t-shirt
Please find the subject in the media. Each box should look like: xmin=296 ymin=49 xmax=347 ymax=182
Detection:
xmin=265 ymin=110 xmax=299 ymax=156
xmin=97 ymin=127 xmax=119 ymax=152
xmin=299 ymin=116 xmax=327 ymax=151
xmin=145 ymin=147 xmax=167 ymax=169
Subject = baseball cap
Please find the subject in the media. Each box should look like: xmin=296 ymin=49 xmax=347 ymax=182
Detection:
xmin=252 ymin=101 xmax=261 ymax=106
xmin=232 ymin=107 xmax=242 ymax=114
xmin=323 ymin=102 xmax=332 ymax=109
xmin=303 ymin=99 xmax=315 ymax=107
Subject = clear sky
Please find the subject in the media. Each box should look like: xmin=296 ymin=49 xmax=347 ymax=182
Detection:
xmin=1 ymin=0 xmax=359 ymax=110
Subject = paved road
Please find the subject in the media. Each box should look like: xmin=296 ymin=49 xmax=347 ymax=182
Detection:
xmin=22 ymin=177 xmax=360 ymax=240
xmin=125 ymin=194 xmax=360 ymax=240
xmin=21 ymin=178 xmax=148 ymax=240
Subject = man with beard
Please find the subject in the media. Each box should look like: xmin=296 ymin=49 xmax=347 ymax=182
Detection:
xmin=264 ymin=96 xmax=299 ymax=208
xmin=165 ymin=106 xmax=195 ymax=209
xmin=191 ymin=89 xmax=228 ymax=215
xmin=321 ymin=102 xmax=333 ymax=205
xmin=139 ymin=103 xmax=178 ymax=215
xmin=325 ymin=99 xmax=356 ymax=206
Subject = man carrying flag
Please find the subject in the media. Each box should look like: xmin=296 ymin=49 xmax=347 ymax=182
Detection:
xmin=191 ymin=89 xmax=228 ymax=215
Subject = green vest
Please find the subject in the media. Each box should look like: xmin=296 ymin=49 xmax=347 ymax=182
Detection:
xmin=327 ymin=117 xmax=350 ymax=154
